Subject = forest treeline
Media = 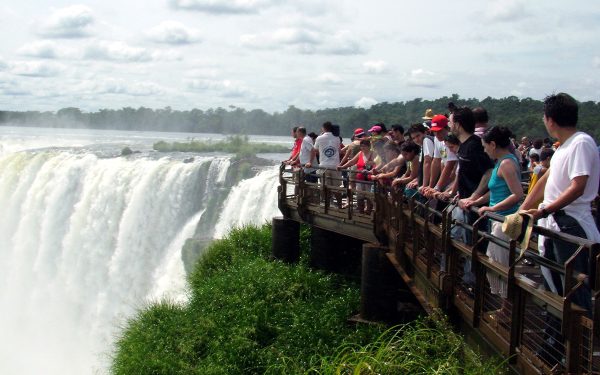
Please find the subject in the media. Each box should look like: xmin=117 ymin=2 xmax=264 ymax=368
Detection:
xmin=1 ymin=94 xmax=599 ymax=140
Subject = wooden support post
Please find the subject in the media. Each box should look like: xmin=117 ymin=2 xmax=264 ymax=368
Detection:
xmin=360 ymin=243 xmax=397 ymax=322
xmin=565 ymin=308 xmax=584 ymax=373
xmin=271 ymin=217 xmax=300 ymax=264
xmin=472 ymin=217 xmax=484 ymax=328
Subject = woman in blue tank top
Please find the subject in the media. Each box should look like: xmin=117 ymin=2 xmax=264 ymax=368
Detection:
xmin=469 ymin=126 xmax=523 ymax=302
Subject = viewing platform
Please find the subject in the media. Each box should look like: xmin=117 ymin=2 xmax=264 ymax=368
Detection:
xmin=276 ymin=164 xmax=600 ymax=375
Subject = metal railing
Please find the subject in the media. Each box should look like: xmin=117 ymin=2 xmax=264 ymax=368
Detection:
xmin=278 ymin=164 xmax=600 ymax=374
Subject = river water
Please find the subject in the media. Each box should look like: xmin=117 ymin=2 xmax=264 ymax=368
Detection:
xmin=0 ymin=126 xmax=286 ymax=375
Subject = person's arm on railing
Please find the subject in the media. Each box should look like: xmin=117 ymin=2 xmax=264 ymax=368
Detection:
xmin=479 ymin=160 xmax=524 ymax=215
xmin=430 ymin=157 xmax=441 ymax=188
xmin=285 ymin=152 xmax=299 ymax=165
xmin=371 ymin=166 xmax=400 ymax=183
xmin=381 ymin=154 xmax=406 ymax=171
xmin=435 ymin=160 xmax=457 ymax=192
xmin=305 ymin=148 xmax=318 ymax=168
xmin=405 ymin=158 xmax=421 ymax=189
xmin=421 ymin=155 xmax=433 ymax=188
xmin=339 ymin=144 xmax=352 ymax=165
xmin=459 ymin=168 xmax=492 ymax=209
xmin=522 ymin=175 xmax=589 ymax=220
xmin=337 ymin=152 xmax=360 ymax=170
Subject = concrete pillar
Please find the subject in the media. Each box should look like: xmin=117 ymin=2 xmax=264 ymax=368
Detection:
xmin=271 ymin=217 xmax=300 ymax=263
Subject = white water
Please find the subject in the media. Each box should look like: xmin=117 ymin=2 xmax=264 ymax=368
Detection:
xmin=213 ymin=166 xmax=281 ymax=239
xmin=0 ymin=127 xmax=283 ymax=375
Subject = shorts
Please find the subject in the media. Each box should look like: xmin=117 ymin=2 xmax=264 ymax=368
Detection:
xmin=318 ymin=169 xmax=342 ymax=187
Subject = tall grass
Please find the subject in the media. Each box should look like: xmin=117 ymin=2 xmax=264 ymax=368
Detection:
xmin=111 ymin=225 xmax=504 ymax=375
xmin=304 ymin=311 xmax=507 ymax=374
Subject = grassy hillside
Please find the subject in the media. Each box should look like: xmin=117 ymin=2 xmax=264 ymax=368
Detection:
xmin=111 ymin=225 xmax=504 ymax=374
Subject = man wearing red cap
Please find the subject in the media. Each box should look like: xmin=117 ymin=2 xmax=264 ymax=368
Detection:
xmin=422 ymin=114 xmax=458 ymax=198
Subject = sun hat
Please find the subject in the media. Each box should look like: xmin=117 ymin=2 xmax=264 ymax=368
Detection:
xmin=501 ymin=212 xmax=534 ymax=256
xmin=430 ymin=114 xmax=449 ymax=132
xmin=368 ymin=125 xmax=382 ymax=133
xmin=354 ymin=128 xmax=365 ymax=137
xmin=422 ymin=109 xmax=434 ymax=120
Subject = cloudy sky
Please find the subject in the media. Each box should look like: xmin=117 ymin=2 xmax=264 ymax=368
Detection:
xmin=0 ymin=0 xmax=599 ymax=113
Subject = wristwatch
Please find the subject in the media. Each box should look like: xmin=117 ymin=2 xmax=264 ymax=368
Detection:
xmin=540 ymin=208 xmax=551 ymax=218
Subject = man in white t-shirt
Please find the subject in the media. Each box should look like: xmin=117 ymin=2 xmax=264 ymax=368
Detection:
xmin=306 ymin=121 xmax=342 ymax=206
xmin=406 ymin=123 xmax=434 ymax=190
xmin=521 ymin=93 xmax=600 ymax=312
xmin=296 ymin=127 xmax=318 ymax=182
xmin=422 ymin=114 xmax=457 ymax=197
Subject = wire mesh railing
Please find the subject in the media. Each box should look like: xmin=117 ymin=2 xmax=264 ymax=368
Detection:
xmin=278 ymin=164 xmax=600 ymax=374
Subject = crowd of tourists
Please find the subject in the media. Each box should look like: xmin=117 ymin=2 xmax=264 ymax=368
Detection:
xmin=283 ymin=93 xmax=600 ymax=318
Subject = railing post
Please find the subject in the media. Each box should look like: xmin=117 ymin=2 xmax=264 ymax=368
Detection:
xmin=439 ymin=203 xmax=454 ymax=299
xmin=507 ymin=240 xmax=523 ymax=364
xmin=471 ymin=215 xmax=485 ymax=328
xmin=564 ymin=289 xmax=584 ymax=373
xmin=394 ymin=190 xmax=404 ymax=261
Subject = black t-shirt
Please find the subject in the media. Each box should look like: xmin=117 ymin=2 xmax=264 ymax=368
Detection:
xmin=457 ymin=135 xmax=494 ymax=198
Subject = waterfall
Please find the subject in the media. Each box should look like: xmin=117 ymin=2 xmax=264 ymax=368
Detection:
xmin=0 ymin=150 xmax=231 ymax=375
xmin=213 ymin=165 xmax=281 ymax=239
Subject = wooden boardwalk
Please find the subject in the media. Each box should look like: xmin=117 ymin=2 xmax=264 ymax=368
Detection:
xmin=277 ymin=164 xmax=600 ymax=375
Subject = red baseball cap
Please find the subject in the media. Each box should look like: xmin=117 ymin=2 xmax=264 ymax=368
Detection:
xmin=430 ymin=114 xmax=449 ymax=132
xmin=353 ymin=128 xmax=365 ymax=137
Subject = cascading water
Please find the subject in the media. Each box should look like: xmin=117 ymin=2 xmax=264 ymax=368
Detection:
xmin=0 ymin=149 xmax=241 ymax=375
xmin=213 ymin=165 xmax=281 ymax=239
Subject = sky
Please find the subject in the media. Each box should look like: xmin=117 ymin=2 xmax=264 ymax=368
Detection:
xmin=0 ymin=0 xmax=599 ymax=113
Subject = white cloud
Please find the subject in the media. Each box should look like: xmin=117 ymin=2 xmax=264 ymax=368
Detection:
xmin=363 ymin=60 xmax=387 ymax=74
xmin=272 ymin=28 xmax=320 ymax=45
xmin=325 ymin=30 xmax=364 ymax=55
xmin=0 ymin=75 xmax=31 ymax=96
xmin=11 ymin=61 xmax=64 ymax=77
xmin=485 ymin=0 xmax=530 ymax=23
xmin=240 ymin=27 xmax=320 ymax=52
xmin=84 ymin=41 xmax=152 ymax=62
xmin=38 ymin=5 xmax=95 ymax=38
xmin=406 ymin=69 xmax=444 ymax=88
xmin=168 ymin=0 xmax=279 ymax=14
xmin=317 ymin=73 xmax=342 ymax=85
xmin=355 ymin=97 xmax=377 ymax=109
xmin=241 ymin=27 xmax=364 ymax=55
xmin=593 ymin=56 xmax=600 ymax=68
xmin=0 ymin=58 xmax=7 ymax=71
xmin=146 ymin=21 xmax=202 ymax=45
xmin=18 ymin=41 xmax=64 ymax=59
xmin=78 ymin=78 xmax=164 ymax=96
xmin=188 ymin=79 xmax=252 ymax=98
xmin=185 ymin=68 xmax=219 ymax=78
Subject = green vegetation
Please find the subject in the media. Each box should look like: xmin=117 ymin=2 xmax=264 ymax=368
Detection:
xmin=2 ymin=95 xmax=600 ymax=140
xmin=153 ymin=135 xmax=289 ymax=160
xmin=111 ymin=225 xmax=503 ymax=375
xmin=307 ymin=313 xmax=506 ymax=374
